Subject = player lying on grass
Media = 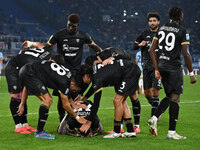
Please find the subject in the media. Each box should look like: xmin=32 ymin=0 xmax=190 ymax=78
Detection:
xmin=58 ymin=100 xmax=104 ymax=137
xmin=17 ymin=54 xmax=87 ymax=139
xmin=5 ymin=41 xmax=51 ymax=134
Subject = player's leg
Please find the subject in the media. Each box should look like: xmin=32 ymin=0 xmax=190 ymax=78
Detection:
xmin=130 ymin=91 xmax=141 ymax=133
xmin=35 ymin=93 xmax=55 ymax=139
xmin=104 ymin=94 xmax=124 ymax=138
xmin=121 ymin=100 xmax=136 ymax=137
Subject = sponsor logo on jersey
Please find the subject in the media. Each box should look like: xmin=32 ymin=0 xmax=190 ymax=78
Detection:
xmin=186 ymin=34 xmax=190 ymax=40
xmin=13 ymin=85 xmax=17 ymax=90
xmin=65 ymin=88 xmax=69 ymax=95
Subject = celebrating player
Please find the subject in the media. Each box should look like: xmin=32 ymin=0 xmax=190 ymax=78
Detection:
xmin=84 ymin=47 xmax=141 ymax=134
xmin=44 ymin=13 xmax=102 ymax=122
xmin=17 ymin=54 xmax=87 ymax=139
xmin=148 ymin=7 xmax=197 ymax=139
xmin=79 ymin=57 xmax=141 ymax=138
xmin=133 ymin=12 xmax=161 ymax=117
xmin=5 ymin=42 xmax=51 ymax=134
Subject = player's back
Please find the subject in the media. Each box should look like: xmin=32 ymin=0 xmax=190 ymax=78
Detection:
xmin=31 ymin=60 xmax=71 ymax=93
xmin=98 ymin=47 xmax=134 ymax=61
xmin=93 ymin=59 xmax=136 ymax=90
xmin=156 ymin=22 xmax=189 ymax=71
xmin=13 ymin=47 xmax=51 ymax=68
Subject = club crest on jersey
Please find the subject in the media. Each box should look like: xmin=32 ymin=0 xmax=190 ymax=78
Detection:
xmin=76 ymin=39 xmax=80 ymax=43
xmin=65 ymin=88 xmax=69 ymax=95
xmin=186 ymin=34 xmax=190 ymax=40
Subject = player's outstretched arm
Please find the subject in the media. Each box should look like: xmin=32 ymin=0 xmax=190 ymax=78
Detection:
xmin=89 ymin=42 xmax=102 ymax=52
xmin=182 ymin=44 xmax=197 ymax=84
xmin=22 ymin=41 xmax=44 ymax=49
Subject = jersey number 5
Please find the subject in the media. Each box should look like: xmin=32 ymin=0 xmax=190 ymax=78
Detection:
xmin=158 ymin=31 xmax=175 ymax=51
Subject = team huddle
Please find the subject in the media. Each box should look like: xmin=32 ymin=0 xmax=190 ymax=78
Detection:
xmin=5 ymin=7 xmax=196 ymax=140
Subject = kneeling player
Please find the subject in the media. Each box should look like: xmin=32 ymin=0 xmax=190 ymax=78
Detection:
xmin=58 ymin=100 xmax=104 ymax=137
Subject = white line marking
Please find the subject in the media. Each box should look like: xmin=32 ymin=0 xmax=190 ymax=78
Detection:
xmin=0 ymin=100 xmax=200 ymax=118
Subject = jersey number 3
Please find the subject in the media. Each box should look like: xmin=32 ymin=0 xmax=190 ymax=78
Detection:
xmin=158 ymin=31 xmax=175 ymax=51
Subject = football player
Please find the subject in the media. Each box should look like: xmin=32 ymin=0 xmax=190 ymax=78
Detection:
xmin=5 ymin=41 xmax=51 ymax=134
xmin=84 ymin=47 xmax=141 ymax=134
xmin=133 ymin=12 xmax=161 ymax=117
xmin=79 ymin=57 xmax=141 ymax=138
xmin=57 ymin=100 xmax=104 ymax=137
xmin=148 ymin=7 xmax=197 ymax=139
xmin=17 ymin=54 xmax=87 ymax=139
xmin=44 ymin=14 xmax=102 ymax=122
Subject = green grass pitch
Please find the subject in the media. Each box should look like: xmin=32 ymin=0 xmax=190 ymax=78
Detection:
xmin=0 ymin=76 xmax=199 ymax=150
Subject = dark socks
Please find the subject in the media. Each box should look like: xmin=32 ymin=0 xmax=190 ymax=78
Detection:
xmin=57 ymin=95 xmax=65 ymax=122
xmin=169 ymin=101 xmax=179 ymax=131
xmin=131 ymin=99 xmax=141 ymax=125
xmin=124 ymin=118 xmax=134 ymax=132
xmin=155 ymin=97 xmax=170 ymax=118
xmin=151 ymin=96 xmax=159 ymax=116
xmin=37 ymin=104 xmax=49 ymax=133
xmin=114 ymin=120 xmax=121 ymax=133
xmin=10 ymin=98 xmax=21 ymax=125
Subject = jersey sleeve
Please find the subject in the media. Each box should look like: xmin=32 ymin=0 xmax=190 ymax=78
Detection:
xmin=93 ymin=78 xmax=103 ymax=94
xmin=181 ymin=28 xmax=190 ymax=45
xmin=47 ymin=33 xmax=58 ymax=46
xmin=133 ymin=33 xmax=144 ymax=50
xmin=84 ymin=33 xmax=94 ymax=45
xmin=153 ymin=31 xmax=159 ymax=41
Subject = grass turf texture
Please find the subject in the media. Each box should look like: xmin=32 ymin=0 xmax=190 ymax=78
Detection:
xmin=0 ymin=76 xmax=199 ymax=150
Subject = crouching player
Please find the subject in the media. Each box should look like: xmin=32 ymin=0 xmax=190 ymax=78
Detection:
xmin=58 ymin=100 xmax=104 ymax=137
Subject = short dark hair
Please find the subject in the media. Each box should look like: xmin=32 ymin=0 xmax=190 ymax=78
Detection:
xmin=51 ymin=54 xmax=65 ymax=65
xmin=71 ymin=71 xmax=83 ymax=89
xmin=168 ymin=7 xmax=183 ymax=22
xmin=80 ymin=64 xmax=93 ymax=77
xmin=85 ymin=55 xmax=98 ymax=66
xmin=68 ymin=14 xmax=80 ymax=24
xmin=147 ymin=12 xmax=160 ymax=21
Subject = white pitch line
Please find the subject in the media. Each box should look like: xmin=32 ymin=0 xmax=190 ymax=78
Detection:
xmin=0 ymin=100 xmax=200 ymax=118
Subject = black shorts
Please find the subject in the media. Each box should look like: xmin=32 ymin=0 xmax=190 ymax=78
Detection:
xmin=19 ymin=64 xmax=49 ymax=96
xmin=143 ymin=68 xmax=161 ymax=90
xmin=5 ymin=60 xmax=22 ymax=93
xmin=160 ymin=70 xmax=183 ymax=95
xmin=115 ymin=64 xmax=141 ymax=96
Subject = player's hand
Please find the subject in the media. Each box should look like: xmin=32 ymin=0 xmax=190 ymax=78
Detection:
xmin=74 ymin=94 xmax=82 ymax=102
xmin=79 ymin=120 xmax=92 ymax=133
xmin=138 ymin=40 xmax=147 ymax=46
xmin=77 ymin=116 xmax=87 ymax=124
xmin=22 ymin=41 xmax=28 ymax=47
xmin=155 ymin=70 xmax=162 ymax=80
xmin=190 ymin=76 xmax=197 ymax=84
xmin=102 ymin=57 xmax=115 ymax=66
xmin=17 ymin=103 xmax=24 ymax=116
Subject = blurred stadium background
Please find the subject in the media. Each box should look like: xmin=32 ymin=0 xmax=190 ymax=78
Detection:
xmin=0 ymin=0 xmax=199 ymax=74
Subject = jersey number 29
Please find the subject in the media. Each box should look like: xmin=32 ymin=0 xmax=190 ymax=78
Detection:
xmin=158 ymin=31 xmax=175 ymax=51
